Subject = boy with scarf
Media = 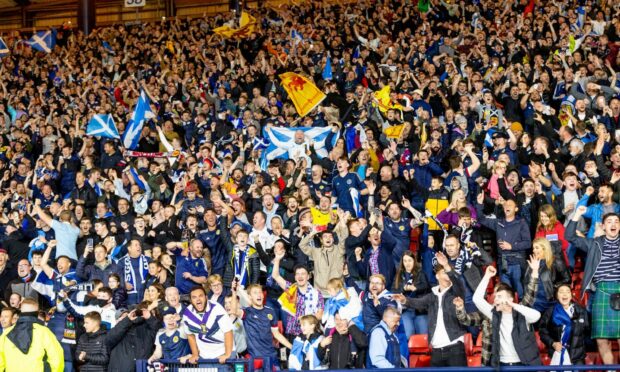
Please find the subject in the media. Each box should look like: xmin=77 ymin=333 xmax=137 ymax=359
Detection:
xmin=222 ymin=229 xmax=260 ymax=289
xmin=117 ymin=239 xmax=151 ymax=305
xmin=288 ymin=315 xmax=330 ymax=370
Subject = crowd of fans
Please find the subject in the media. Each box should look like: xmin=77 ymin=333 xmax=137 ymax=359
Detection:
xmin=0 ymin=0 xmax=619 ymax=371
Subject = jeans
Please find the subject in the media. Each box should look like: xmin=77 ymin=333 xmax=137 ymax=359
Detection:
xmin=499 ymin=259 xmax=524 ymax=300
xmin=430 ymin=342 xmax=467 ymax=367
xmin=400 ymin=309 xmax=429 ymax=337
xmin=567 ymin=243 xmax=576 ymax=270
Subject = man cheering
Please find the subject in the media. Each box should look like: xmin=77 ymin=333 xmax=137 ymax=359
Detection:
xmin=182 ymin=286 xmax=234 ymax=364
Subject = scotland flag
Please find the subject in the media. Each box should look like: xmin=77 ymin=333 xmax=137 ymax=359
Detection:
xmin=576 ymin=7 xmax=585 ymax=29
xmin=102 ymin=41 xmax=115 ymax=54
xmin=28 ymin=30 xmax=56 ymax=53
xmin=87 ymin=114 xmax=120 ymax=139
xmin=122 ymin=90 xmax=155 ymax=150
xmin=323 ymin=55 xmax=333 ymax=81
xmin=0 ymin=38 xmax=9 ymax=58
xmin=260 ymin=126 xmax=339 ymax=169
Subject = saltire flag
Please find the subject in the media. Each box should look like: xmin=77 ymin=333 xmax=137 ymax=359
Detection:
xmin=291 ymin=29 xmax=303 ymax=44
xmin=28 ymin=30 xmax=56 ymax=53
xmin=231 ymin=116 xmax=245 ymax=129
xmin=0 ymin=38 xmax=9 ymax=57
xmin=122 ymin=90 xmax=155 ymax=150
xmin=373 ymin=85 xmax=404 ymax=113
xmin=344 ymin=122 xmax=358 ymax=154
xmin=260 ymin=126 xmax=339 ymax=169
xmin=553 ymin=81 xmax=566 ymax=100
xmin=279 ymin=72 xmax=326 ymax=117
xmin=252 ymin=136 xmax=270 ymax=151
xmin=352 ymin=46 xmax=360 ymax=59
xmin=31 ymin=270 xmax=79 ymax=306
xmin=129 ymin=167 xmax=146 ymax=191
xmin=576 ymin=6 xmax=585 ymax=29
xmin=87 ymin=114 xmax=120 ymax=139
xmin=322 ymin=55 xmax=333 ymax=81
xmin=102 ymin=41 xmax=115 ymax=54
xmin=350 ymin=188 xmax=363 ymax=218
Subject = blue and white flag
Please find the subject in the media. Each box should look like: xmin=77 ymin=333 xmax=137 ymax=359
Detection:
xmin=322 ymin=55 xmax=333 ymax=81
xmin=231 ymin=116 xmax=245 ymax=129
xmin=28 ymin=30 xmax=56 ymax=53
xmin=553 ymin=81 xmax=566 ymax=100
xmin=87 ymin=114 xmax=120 ymax=139
xmin=261 ymin=126 xmax=339 ymax=166
xmin=129 ymin=167 xmax=146 ymax=191
xmin=576 ymin=7 xmax=585 ymax=29
xmin=0 ymin=38 xmax=9 ymax=58
xmin=291 ymin=29 xmax=303 ymax=44
xmin=350 ymin=188 xmax=363 ymax=218
xmin=102 ymin=41 xmax=115 ymax=54
xmin=252 ymin=136 xmax=270 ymax=151
xmin=122 ymin=90 xmax=155 ymax=150
xmin=352 ymin=46 xmax=360 ymax=59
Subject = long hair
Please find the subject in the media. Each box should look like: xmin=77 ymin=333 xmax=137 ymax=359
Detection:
xmin=537 ymin=204 xmax=558 ymax=231
xmin=327 ymin=278 xmax=349 ymax=300
xmin=393 ymin=251 xmax=421 ymax=290
xmin=533 ymin=237 xmax=554 ymax=270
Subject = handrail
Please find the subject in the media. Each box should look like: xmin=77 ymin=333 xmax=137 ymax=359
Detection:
xmin=324 ymin=366 xmax=620 ymax=372
xmin=136 ymin=358 xmax=256 ymax=372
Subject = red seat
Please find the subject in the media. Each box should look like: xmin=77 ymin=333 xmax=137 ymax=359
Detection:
xmin=273 ymin=321 xmax=284 ymax=347
xmin=410 ymin=354 xmax=431 ymax=367
xmin=534 ymin=332 xmax=546 ymax=353
xmin=540 ymin=353 xmax=551 ymax=366
xmin=472 ymin=333 xmax=483 ymax=355
xmin=408 ymin=334 xmax=430 ymax=354
xmin=467 ymin=355 xmax=482 ymax=367
xmin=463 ymin=333 xmax=473 ymax=356
xmin=586 ymin=352 xmax=602 ymax=365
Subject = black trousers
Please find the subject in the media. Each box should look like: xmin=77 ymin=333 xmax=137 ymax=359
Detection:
xmin=430 ymin=341 xmax=467 ymax=367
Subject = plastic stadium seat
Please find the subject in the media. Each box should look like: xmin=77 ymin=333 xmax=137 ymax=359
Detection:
xmin=463 ymin=333 xmax=473 ymax=356
xmin=585 ymin=352 xmax=602 ymax=365
xmin=467 ymin=355 xmax=482 ymax=367
xmin=408 ymin=334 xmax=430 ymax=354
xmin=534 ymin=332 xmax=546 ymax=353
xmin=473 ymin=333 xmax=483 ymax=355
xmin=540 ymin=353 xmax=551 ymax=365
xmin=412 ymin=355 xmax=431 ymax=367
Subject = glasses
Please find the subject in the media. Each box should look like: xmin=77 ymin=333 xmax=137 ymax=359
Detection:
xmin=369 ymin=281 xmax=384 ymax=286
xmin=211 ymin=282 xmax=223 ymax=288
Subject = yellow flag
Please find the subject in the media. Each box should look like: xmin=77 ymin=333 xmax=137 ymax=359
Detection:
xmin=383 ymin=124 xmax=405 ymax=139
xmin=280 ymin=72 xmax=326 ymax=117
xmin=373 ymin=85 xmax=403 ymax=113
xmin=213 ymin=12 xmax=257 ymax=39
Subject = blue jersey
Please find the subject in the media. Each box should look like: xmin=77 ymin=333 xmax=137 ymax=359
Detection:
xmin=242 ymin=306 xmax=278 ymax=359
xmin=157 ymin=329 xmax=190 ymax=360
xmin=331 ymin=172 xmax=366 ymax=214
xmin=198 ymin=226 xmax=226 ymax=276
xmin=174 ymin=254 xmax=209 ymax=295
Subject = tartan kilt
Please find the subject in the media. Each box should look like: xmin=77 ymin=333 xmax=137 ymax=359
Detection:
xmin=592 ymin=281 xmax=620 ymax=339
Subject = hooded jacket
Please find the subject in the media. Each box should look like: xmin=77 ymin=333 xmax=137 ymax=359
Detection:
xmin=0 ymin=315 xmax=64 ymax=372
xmin=106 ymin=315 xmax=159 ymax=372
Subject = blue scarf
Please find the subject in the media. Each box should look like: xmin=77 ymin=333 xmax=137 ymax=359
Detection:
xmin=552 ymin=303 xmax=572 ymax=364
xmin=124 ymin=255 xmax=149 ymax=295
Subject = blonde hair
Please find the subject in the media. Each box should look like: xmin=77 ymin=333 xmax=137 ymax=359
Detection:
xmin=533 ymin=238 xmax=554 ymax=269
xmin=206 ymin=274 xmax=223 ymax=291
xmin=327 ymin=278 xmax=349 ymax=300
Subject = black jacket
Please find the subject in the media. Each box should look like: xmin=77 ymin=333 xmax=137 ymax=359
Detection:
xmin=0 ymin=264 xmax=17 ymax=297
xmin=404 ymin=270 xmax=466 ymax=342
xmin=490 ymin=309 xmax=541 ymax=367
xmin=106 ymin=316 xmax=159 ymax=372
xmin=76 ymin=329 xmax=109 ymax=372
xmin=523 ymin=258 xmax=571 ymax=301
xmin=326 ymin=325 xmax=368 ymax=369
xmin=539 ymin=303 xmax=589 ymax=364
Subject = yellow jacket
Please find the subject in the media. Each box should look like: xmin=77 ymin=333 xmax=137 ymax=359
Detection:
xmin=0 ymin=323 xmax=64 ymax=372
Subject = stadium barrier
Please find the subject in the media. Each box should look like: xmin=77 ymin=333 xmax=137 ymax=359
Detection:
xmin=136 ymin=358 xmax=272 ymax=372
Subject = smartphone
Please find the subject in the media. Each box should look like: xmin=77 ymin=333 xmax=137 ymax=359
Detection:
xmin=87 ymin=238 xmax=94 ymax=248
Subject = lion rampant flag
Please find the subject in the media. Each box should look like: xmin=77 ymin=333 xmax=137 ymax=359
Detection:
xmin=280 ymin=72 xmax=326 ymax=117
xmin=213 ymin=11 xmax=257 ymax=39
xmin=373 ymin=85 xmax=403 ymax=113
